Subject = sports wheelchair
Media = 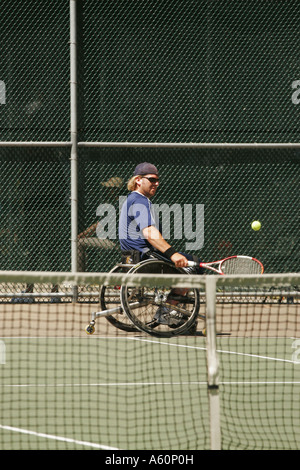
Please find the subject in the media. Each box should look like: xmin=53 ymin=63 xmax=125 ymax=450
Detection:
xmin=84 ymin=251 xmax=205 ymax=338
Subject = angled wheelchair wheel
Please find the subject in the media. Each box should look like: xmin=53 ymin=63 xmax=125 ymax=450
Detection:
xmin=101 ymin=265 xmax=139 ymax=333
xmin=120 ymin=259 xmax=200 ymax=337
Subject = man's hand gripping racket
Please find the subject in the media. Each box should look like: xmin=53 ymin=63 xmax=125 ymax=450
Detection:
xmin=187 ymin=255 xmax=264 ymax=275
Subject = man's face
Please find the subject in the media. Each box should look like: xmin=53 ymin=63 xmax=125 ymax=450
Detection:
xmin=136 ymin=174 xmax=159 ymax=198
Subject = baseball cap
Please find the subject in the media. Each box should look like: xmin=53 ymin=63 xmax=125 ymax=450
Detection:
xmin=134 ymin=162 xmax=158 ymax=176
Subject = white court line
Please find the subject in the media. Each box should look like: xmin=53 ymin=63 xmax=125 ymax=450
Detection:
xmin=128 ymin=335 xmax=207 ymax=351
xmin=216 ymin=348 xmax=298 ymax=364
xmin=219 ymin=381 xmax=300 ymax=385
xmin=0 ymin=424 xmax=120 ymax=450
xmin=3 ymin=381 xmax=300 ymax=389
xmin=2 ymin=334 xmax=298 ymax=366
xmin=3 ymin=381 xmax=207 ymax=388
xmin=129 ymin=336 xmax=299 ymax=364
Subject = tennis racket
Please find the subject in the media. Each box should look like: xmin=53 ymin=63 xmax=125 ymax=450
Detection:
xmin=187 ymin=255 xmax=264 ymax=275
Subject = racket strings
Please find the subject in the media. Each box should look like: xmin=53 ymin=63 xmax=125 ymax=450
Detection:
xmin=221 ymin=257 xmax=262 ymax=275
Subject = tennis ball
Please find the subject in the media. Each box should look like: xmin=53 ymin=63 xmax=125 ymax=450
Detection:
xmin=251 ymin=220 xmax=261 ymax=231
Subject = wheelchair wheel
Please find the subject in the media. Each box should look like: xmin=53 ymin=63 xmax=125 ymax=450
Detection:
xmin=120 ymin=259 xmax=200 ymax=337
xmin=101 ymin=265 xmax=139 ymax=333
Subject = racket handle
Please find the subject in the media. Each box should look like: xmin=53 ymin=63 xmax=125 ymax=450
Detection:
xmin=187 ymin=261 xmax=198 ymax=267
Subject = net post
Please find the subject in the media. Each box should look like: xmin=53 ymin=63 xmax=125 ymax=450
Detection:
xmin=205 ymin=276 xmax=221 ymax=450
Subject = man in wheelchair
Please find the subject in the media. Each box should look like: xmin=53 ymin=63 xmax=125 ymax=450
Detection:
xmin=119 ymin=162 xmax=203 ymax=330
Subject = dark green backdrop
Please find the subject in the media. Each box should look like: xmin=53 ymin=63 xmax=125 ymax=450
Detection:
xmin=0 ymin=1 xmax=299 ymax=272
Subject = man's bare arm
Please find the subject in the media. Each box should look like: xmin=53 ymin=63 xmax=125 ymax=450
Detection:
xmin=142 ymin=226 xmax=188 ymax=267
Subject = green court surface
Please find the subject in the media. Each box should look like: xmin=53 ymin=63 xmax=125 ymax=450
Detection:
xmin=0 ymin=334 xmax=209 ymax=450
xmin=217 ymin=336 xmax=300 ymax=450
xmin=1 ymin=326 xmax=300 ymax=450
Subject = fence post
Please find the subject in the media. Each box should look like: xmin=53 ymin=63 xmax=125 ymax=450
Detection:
xmin=70 ymin=0 xmax=78 ymax=274
xmin=205 ymin=276 xmax=221 ymax=450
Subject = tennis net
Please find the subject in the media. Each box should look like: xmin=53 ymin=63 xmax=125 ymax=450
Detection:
xmin=0 ymin=270 xmax=299 ymax=450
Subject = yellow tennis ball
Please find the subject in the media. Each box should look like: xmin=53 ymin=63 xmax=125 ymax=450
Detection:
xmin=251 ymin=220 xmax=261 ymax=231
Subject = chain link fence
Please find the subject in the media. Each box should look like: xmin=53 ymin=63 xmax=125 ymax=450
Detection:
xmin=0 ymin=0 xmax=70 ymax=141
xmin=0 ymin=0 xmax=299 ymax=273
xmin=0 ymin=147 xmax=70 ymax=271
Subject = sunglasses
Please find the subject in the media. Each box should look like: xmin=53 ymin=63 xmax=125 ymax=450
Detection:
xmin=141 ymin=176 xmax=159 ymax=184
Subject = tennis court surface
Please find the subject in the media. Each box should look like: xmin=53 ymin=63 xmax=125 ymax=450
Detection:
xmin=0 ymin=272 xmax=299 ymax=450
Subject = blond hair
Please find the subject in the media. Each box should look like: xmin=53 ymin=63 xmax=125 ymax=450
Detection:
xmin=127 ymin=175 xmax=139 ymax=191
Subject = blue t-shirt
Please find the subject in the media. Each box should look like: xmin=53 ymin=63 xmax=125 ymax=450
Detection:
xmin=119 ymin=191 xmax=157 ymax=253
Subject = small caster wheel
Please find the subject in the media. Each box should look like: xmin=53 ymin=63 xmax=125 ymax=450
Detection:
xmin=85 ymin=323 xmax=95 ymax=335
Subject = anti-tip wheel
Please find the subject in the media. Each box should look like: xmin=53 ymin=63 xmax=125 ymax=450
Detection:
xmin=85 ymin=324 xmax=95 ymax=335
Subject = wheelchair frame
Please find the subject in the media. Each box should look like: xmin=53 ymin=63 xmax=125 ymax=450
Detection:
xmin=84 ymin=257 xmax=205 ymax=338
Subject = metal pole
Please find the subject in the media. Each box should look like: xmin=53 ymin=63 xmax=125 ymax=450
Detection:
xmin=77 ymin=141 xmax=300 ymax=149
xmin=70 ymin=0 xmax=78 ymax=274
xmin=0 ymin=142 xmax=71 ymax=147
xmin=205 ymin=276 xmax=221 ymax=450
